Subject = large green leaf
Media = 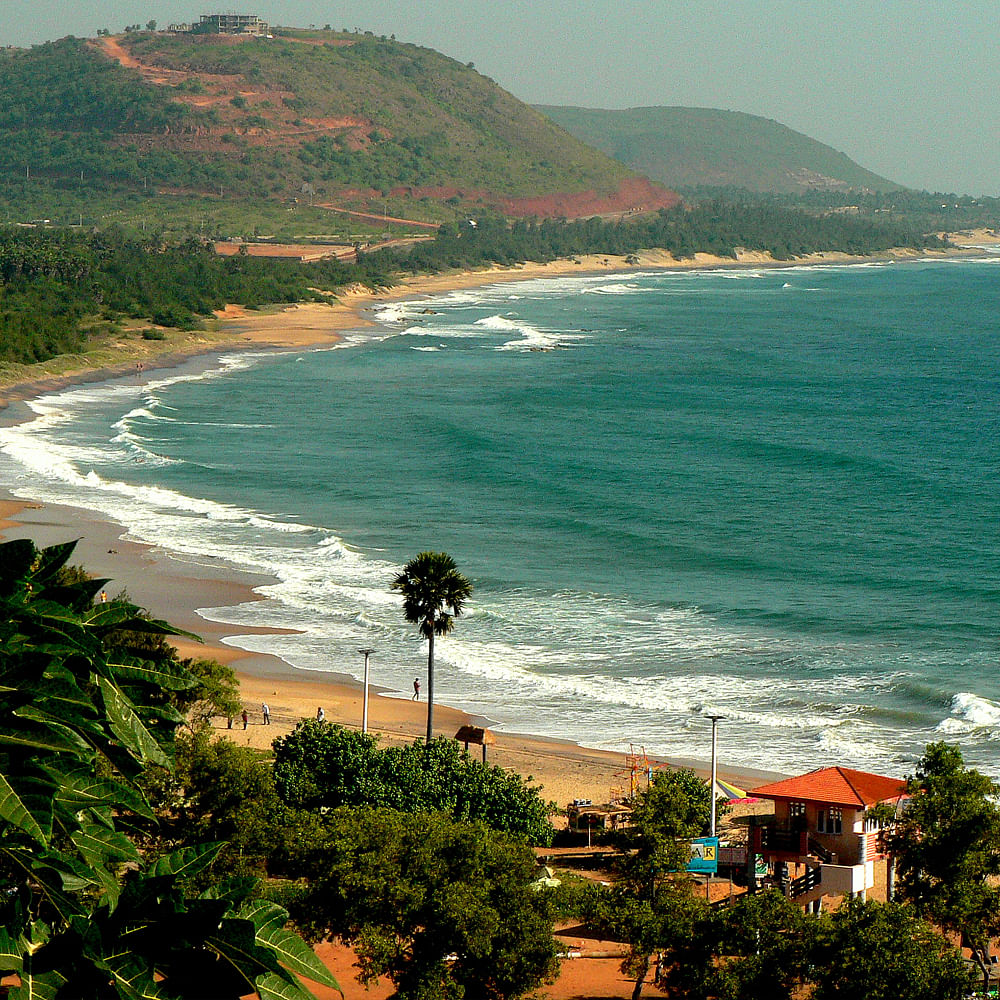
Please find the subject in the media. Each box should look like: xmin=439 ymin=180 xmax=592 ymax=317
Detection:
xmin=30 ymin=540 xmax=78 ymax=585
xmin=24 ymin=600 xmax=94 ymax=641
xmin=101 ymin=952 xmax=174 ymax=1000
xmin=241 ymin=902 xmax=339 ymax=988
xmin=0 ymin=717 xmax=89 ymax=754
xmin=149 ymin=841 xmax=224 ymax=880
xmin=0 ymin=927 xmax=26 ymax=972
xmin=6 ymin=924 xmax=63 ymax=1000
xmin=0 ymin=538 xmax=38 ymax=596
xmin=90 ymin=606 xmax=196 ymax=643
xmin=0 ymin=771 xmax=47 ymax=845
xmin=2 ymin=849 xmax=84 ymax=922
xmin=53 ymin=765 xmax=154 ymax=819
xmin=255 ymin=971 xmax=329 ymax=1000
xmin=98 ymin=676 xmax=169 ymax=767
xmin=23 ymin=668 xmax=95 ymax=717
xmin=106 ymin=654 xmax=196 ymax=692
xmin=9 ymin=966 xmax=65 ymax=1000
xmin=70 ymin=823 xmax=139 ymax=867
xmin=207 ymin=918 xmax=282 ymax=989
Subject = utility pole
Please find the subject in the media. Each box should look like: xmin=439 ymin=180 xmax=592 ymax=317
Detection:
xmin=359 ymin=648 xmax=375 ymax=733
xmin=708 ymin=714 xmax=723 ymax=839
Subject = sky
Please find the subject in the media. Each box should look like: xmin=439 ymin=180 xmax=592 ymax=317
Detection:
xmin=4 ymin=1 xmax=997 ymax=196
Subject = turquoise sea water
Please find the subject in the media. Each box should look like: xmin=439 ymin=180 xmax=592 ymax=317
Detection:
xmin=3 ymin=257 xmax=999 ymax=777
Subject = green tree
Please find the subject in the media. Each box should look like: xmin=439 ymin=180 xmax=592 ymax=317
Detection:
xmin=179 ymin=656 xmax=243 ymax=727
xmin=709 ymin=890 xmax=816 ymax=1000
xmin=390 ymin=551 xmax=472 ymax=743
xmin=289 ymin=806 xmax=558 ymax=1000
xmin=584 ymin=879 xmax=708 ymax=1000
xmin=885 ymin=741 xmax=1000 ymax=993
xmin=616 ymin=767 xmax=714 ymax=886
xmin=157 ymin=730 xmax=292 ymax=877
xmin=811 ymin=897 xmax=972 ymax=1000
xmin=649 ymin=890 xmax=815 ymax=1000
xmin=272 ymin=720 xmax=382 ymax=811
xmin=593 ymin=767 xmax=714 ymax=998
xmin=272 ymin=723 xmax=554 ymax=844
xmin=0 ymin=538 xmax=336 ymax=999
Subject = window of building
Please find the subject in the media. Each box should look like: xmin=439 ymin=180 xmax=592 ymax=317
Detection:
xmin=817 ymin=807 xmax=843 ymax=834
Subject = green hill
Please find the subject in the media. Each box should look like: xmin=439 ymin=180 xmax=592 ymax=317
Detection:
xmin=535 ymin=105 xmax=903 ymax=194
xmin=0 ymin=32 xmax=678 ymax=233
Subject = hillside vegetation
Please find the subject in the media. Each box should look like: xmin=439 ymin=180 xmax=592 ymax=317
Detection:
xmin=537 ymin=105 xmax=902 ymax=195
xmin=0 ymin=32 xmax=677 ymax=232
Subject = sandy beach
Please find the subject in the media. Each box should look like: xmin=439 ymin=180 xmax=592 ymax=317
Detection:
xmin=0 ymin=240 xmax=970 ymax=407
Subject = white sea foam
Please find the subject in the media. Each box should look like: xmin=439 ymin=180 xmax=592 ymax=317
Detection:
xmin=372 ymin=303 xmax=413 ymax=324
xmin=936 ymin=692 xmax=1000 ymax=733
xmin=471 ymin=313 xmax=584 ymax=352
xmin=582 ymin=282 xmax=642 ymax=296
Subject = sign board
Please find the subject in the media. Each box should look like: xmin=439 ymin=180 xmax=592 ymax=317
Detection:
xmin=687 ymin=837 xmax=719 ymax=874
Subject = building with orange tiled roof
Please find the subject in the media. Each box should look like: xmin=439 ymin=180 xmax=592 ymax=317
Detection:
xmin=746 ymin=766 xmax=908 ymax=912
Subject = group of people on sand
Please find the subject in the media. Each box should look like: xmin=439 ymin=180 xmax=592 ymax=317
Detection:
xmin=228 ymin=702 xmax=271 ymax=729
xmin=226 ymin=682 xmax=423 ymax=731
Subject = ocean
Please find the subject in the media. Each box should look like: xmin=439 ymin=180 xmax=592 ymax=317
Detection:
xmin=2 ymin=256 xmax=999 ymax=779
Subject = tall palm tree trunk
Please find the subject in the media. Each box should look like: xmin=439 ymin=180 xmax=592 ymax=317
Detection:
xmin=426 ymin=629 xmax=435 ymax=744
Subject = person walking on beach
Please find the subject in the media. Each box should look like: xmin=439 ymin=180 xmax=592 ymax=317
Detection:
xmin=100 ymin=590 xmax=107 ymax=604
xmin=262 ymin=702 xmax=270 ymax=725
xmin=241 ymin=708 xmax=248 ymax=730
xmin=412 ymin=678 xmax=420 ymax=701
xmin=316 ymin=706 xmax=325 ymax=723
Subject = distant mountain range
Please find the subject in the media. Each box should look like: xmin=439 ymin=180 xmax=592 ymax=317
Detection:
xmin=536 ymin=105 xmax=903 ymax=195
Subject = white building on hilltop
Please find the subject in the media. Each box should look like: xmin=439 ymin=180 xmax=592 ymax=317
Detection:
xmin=195 ymin=14 xmax=269 ymax=36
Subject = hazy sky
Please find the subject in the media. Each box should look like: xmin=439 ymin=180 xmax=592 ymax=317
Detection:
xmin=4 ymin=1 xmax=997 ymax=195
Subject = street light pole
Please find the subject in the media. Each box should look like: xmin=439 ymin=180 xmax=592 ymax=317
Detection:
xmin=359 ymin=648 xmax=375 ymax=733
xmin=708 ymin=714 xmax=723 ymax=839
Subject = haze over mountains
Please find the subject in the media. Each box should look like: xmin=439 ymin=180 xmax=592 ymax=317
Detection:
xmin=536 ymin=106 xmax=903 ymax=196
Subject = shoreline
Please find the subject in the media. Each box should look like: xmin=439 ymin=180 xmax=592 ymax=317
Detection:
xmin=1 ymin=237 xmax=989 ymax=411
xmin=0 ymin=238 xmax=993 ymax=796
xmin=0 ymin=493 xmax=784 ymax=802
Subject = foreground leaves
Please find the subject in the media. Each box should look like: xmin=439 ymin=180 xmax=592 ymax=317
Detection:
xmin=0 ymin=539 xmax=337 ymax=1000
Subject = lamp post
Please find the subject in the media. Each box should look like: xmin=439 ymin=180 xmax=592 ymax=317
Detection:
xmin=708 ymin=714 xmax=723 ymax=839
xmin=359 ymin=648 xmax=375 ymax=733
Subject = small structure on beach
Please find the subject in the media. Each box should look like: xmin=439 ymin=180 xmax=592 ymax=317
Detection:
xmin=747 ymin=765 xmax=907 ymax=911
xmin=566 ymin=800 xmax=633 ymax=843
xmin=454 ymin=725 xmax=496 ymax=763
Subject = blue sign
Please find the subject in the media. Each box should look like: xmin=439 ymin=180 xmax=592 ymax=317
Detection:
xmin=687 ymin=837 xmax=719 ymax=874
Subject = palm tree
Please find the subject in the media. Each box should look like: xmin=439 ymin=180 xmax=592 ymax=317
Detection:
xmin=391 ymin=551 xmax=472 ymax=743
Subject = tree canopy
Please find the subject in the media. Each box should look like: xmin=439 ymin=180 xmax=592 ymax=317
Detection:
xmin=288 ymin=806 xmax=559 ymax=1000
xmin=885 ymin=741 xmax=1000 ymax=993
xmin=272 ymin=722 xmax=554 ymax=844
